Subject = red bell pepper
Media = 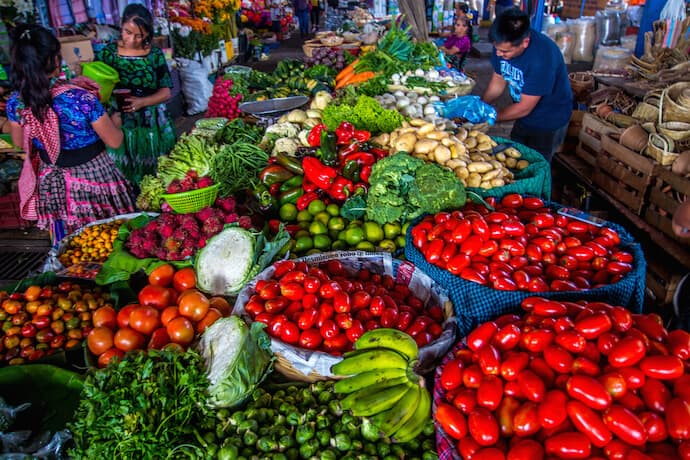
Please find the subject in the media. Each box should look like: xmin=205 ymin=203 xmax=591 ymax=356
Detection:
xmin=338 ymin=141 xmax=361 ymax=159
xmin=297 ymin=192 xmax=320 ymax=211
xmin=335 ymin=121 xmax=355 ymax=144
xmin=368 ymin=147 xmax=388 ymax=159
xmin=359 ymin=165 xmax=372 ymax=183
xmin=302 ymin=178 xmax=318 ymax=193
xmin=352 ymin=129 xmax=371 ymax=142
xmin=308 ymin=124 xmax=327 ymax=147
xmin=269 ymin=183 xmax=281 ymax=195
xmin=328 ymin=176 xmax=353 ymax=200
xmin=302 ymin=156 xmax=337 ymax=190
xmin=342 ymin=151 xmax=376 ymax=166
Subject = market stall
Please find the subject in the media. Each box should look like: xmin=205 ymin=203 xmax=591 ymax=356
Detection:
xmin=1 ymin=12 xmax=690 ymax=460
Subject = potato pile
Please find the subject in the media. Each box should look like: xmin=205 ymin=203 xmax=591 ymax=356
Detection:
xmin=375 ymin=119 xmax=529 ymax=189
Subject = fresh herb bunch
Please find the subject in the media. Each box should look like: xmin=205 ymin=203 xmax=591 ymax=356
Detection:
xmin=69 ymin=349 xmax=214 ymax=460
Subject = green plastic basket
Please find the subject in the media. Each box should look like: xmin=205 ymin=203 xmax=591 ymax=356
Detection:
xmin=161 ymin=184 xmax=220 ymax=214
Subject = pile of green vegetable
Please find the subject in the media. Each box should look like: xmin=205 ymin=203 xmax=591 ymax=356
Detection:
xmin=322 ymin=94 xmax=404 ymax=134
xmin=366 ymin=152 xmax=467 ymax=224
xmin=202 ymin=381 xmax=438 ymax=460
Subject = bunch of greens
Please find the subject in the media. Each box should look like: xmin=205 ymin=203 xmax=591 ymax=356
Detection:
xmin=214 ymin=118 xmax=264 ymax=146
xmin=157 ymin=134 xmax=218 ymax=186
xmin=366 ymin=152 xmax=467 ymax=224
xmin=322 ymin=95 xmax=404 ymax=133
xmin=69 ymin=349 xmax=214 ymax=459
xmin=135 ymin=175 xmax=164 ymax=211
xmin=211 ymin=141 xmax=269 ymax=196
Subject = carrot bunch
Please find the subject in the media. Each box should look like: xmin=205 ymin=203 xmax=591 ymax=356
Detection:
xmin=335 ymin=59 xmax=377 ymax=90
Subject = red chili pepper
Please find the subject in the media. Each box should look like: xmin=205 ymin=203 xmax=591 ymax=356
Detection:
xmin=342 ymin=151 xmax=376 ymax=166
xmin=308 ymin=124 xmax=326 ymax=147
xmin=328 ymin=176 xmax=353 ymax=200
xmin=296 ymin=191 xmax=320 ymax=211
xmin=335 ymin=121 xmax=355 ymax=144
xmin=352 ymin=129 xmax=371 ymax=142
xmin=302 ymin=156 xmax=337 ymax=190
xmin=338 ymin=141 xmax=361 ymax=159
xmin=353 ymin=182 xmax=368 ymax=195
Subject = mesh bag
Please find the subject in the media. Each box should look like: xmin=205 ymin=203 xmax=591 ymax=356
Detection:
xmin=405 ymin=203 xmax=646 ymax=339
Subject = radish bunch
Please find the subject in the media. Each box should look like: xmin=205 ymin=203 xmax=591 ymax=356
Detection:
xmin=206 ymin=77 xmax=242 ymax=119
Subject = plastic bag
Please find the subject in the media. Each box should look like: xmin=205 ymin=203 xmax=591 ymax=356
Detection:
xmin=176 ymin=57 xmax=213 ymax=115
xmin=433 ymin=95 xmax=497 ymax=125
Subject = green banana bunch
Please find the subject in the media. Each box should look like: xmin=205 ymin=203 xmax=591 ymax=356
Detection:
xmin=330 ymin=328 xmax=431 ymax=444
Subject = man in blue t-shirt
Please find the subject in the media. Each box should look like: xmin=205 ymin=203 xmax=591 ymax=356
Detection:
xmin=481 ymin=8 xmax=572 ymax=163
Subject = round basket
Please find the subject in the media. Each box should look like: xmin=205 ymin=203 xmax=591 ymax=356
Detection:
xmin=646 ymin=133 xmax=679 ymax=166
xmin=619 ymin=124 xmax=649 ymax=152
xmin=320 ymin=35 xmax=343 ymax=46
xmin=658 ymin=121 xmax=690 ymax=142
xmin=632 ymin=101 xmax=659 ymax=122
xmin=662 ymin=82 xmax=690 ymax=123
xmin=161 ymin=183 xmax=220 ymax=214
xmin=569 ymin=72 xmax=594 ymax=101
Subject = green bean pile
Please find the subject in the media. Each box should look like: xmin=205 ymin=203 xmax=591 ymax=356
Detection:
xmin=211 ymin=142 xmax=270 ymax=196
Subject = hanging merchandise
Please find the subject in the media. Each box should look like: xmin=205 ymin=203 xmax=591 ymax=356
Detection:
xmin=177 ymin=57 xmax=213 ymax=115
xmin=568 ymin=17 xmax=596 ymax=62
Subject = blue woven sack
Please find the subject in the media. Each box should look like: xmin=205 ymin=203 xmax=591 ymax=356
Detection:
xmin=405 ymin=204 xmax=646 ymax=339
xmin=467 ymin=137 xmax=552 ymax=200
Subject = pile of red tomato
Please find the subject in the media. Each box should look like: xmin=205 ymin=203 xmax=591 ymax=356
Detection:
xmin=243 ymin=259 xmax=445 ymax=354
xmin=410 ymin=194 xmax=634 ymax=292
xmin=87 ymin=265 xmax=231 ymax=367
xmin=0 ymin=282 xmax=112 ymax=365
xmin=435 ymin=297 xmax=690 ymax=459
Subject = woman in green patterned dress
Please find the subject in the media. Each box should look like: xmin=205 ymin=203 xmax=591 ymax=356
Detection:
xmin=96 ymin=3 xmax=176 ymax=186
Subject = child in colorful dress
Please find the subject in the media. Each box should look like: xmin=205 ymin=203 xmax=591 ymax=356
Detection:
xmin=440 ymin=16 xmax=473 ymax=71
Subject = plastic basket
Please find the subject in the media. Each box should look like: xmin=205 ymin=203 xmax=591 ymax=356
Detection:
xmin=160 ymin=184 xmax=220 ymax=214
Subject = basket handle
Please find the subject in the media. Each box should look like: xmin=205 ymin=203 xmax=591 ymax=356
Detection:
xmin=650 ymin=132 xmax=672 ymax=153
xmin=658 ymin=88 xmax=666 ymax=126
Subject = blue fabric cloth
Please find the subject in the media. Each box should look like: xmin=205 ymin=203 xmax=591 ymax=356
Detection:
xmin=634 ymin=0 xmax=666 ymax=57
xmin=7 ymin=88 xmax=106 ymax=152
xmin=405 ymin=204 xmax=647 ymax=339
xmin=296 ymin=9 xmax=310 ymax=37
xmin=490 ymin=30 xmax=573 ymax=131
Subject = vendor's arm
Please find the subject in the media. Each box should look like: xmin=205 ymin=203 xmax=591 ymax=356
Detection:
xmin=496 ymin=94 xmax=540 ymax=122
xmin=124 ymin=87 xmax=171 ymax=112
xmin=123 ymin=47 xmax=173 ymax=113
xmin=92 ymin=112 xmax=124 ymax=149
xmin=482 ymin=72 xmax=507 ymax=104
xmin=9 ymin=121 xmax=22 ymax=148
xmin=440 ymin=45 xmax=460 ymax=55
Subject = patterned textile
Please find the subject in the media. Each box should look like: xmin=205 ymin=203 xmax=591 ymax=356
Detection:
xmin=96 ymin=43 xmax=176 ymax=184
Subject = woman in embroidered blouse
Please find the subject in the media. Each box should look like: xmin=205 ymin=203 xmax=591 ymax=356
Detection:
xmin=96 ymin=3 xmax=176 ymax=186
xmin=8 ymin=24 xmax=135 ymax=244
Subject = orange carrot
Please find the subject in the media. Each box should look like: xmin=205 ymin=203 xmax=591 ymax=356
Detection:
xmin=336 ymin=59 xmax=359 ymax=82
xmin=343 ymin=71 xmax=376 ymax=86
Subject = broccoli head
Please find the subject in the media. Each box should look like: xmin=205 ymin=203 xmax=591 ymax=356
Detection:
xmin=409 ymin=163 xmax=467 ymax=214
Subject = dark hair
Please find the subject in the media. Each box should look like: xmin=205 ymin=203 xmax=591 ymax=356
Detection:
xmin=458 ymin=3 xmax=469 ymax=13
xmin=456 ymin=16 xmax=473 ymax=39
xmin=10 ymin=24 xmax=61 ymax=123
xmin=121 ymin=3 xmax=154 ymax=47
xmin=489 ymin=7 xmax=530 ymax=45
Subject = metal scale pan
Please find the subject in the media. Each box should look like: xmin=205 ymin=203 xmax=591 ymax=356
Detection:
xmin=238 ymin=96 xmax=309 ymax=126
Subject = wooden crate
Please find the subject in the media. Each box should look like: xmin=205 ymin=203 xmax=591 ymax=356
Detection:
xmin=645 ymin=166 xmax=690 ymax=244
xmin=575 ymin=140 xmax=598 ymax=166
xmin=646 ymin=254 xmax=684 ymax=306
xmin=568 ymin=110 xmax=585 ymax=139
xmin=579 ymin=112 xmax=623 ymax=154
xmin=592 ymin=134 xmax=657 ymax=215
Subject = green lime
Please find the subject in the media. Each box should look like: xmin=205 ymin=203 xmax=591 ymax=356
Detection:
xmin=329 ymin=229 xmax=341 ymax=240
xmin=331 ymin=240 xmax=347 ymax=251
xmin=308 ymin=221 xmax=328 ymax=236
xmin=363 ymin=221 xmax=384 ymax=243
xmin=306 ymin=248 xmax=321 ymax=256
xmin=328 ymin=216 xmax=345 ymax=231
xmin=379 ymin=239 xmax=397 ymax=252
xmin=313 ymin=234 xmax=332 ymax=250
xmin=297 ymin=210 xmax=313 ymax=222
xmin=395 ymin=235 xmax=407 ymax=248
xmin=295 ymin=230 xmax=311 ymax=240
xmin=347 ymin=219 xmax=363 ymax=228
xmin=299 ymin=221 xmax=310 ymax=230
xmin=383 ymin=222 xmax=402 ymax=240
xmin=337 ymin=230 xmax=347 ymax=242
xmin=294 ymin=236 xmax=313 ymax=252
xmin=314 ymin=211 xmax=331 ymax=225
xmin=326 ymin=203 xmax=341 ymax=217
xmin=279 ymin=203 xmax=298 ymax=222
xmin=307 ymin=199 xmax=326 ymax=216
xmin=355 ymin=241 xmax=376 ymax=251
xmin=344 ymin=227 xmax=365 ymax=246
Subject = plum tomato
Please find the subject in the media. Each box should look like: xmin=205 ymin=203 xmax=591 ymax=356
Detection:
xmin=113 ymin=327 xmax=145 ymax=352
xmin=128 ymin=306 xmax=161 ymax=335
xmin=148 ymin=263 xmax=175 ymax=287
xmin=166 ymin=317 xmax=195 ymax=346
xmin=117 ymin=304 xmax=138 ymax=329
xmin=172 ymin=267 xmax=196 ymax=293
xmin=178 ymin=291 xmax=210 ymax=322
xmin=92 ymin=306 xmax=117 ymax=329
xmin=97 ymin=347 xmax=124 ymax=368
xmin=138 ymin=285 xmax=173 ymax=309
xmin=87 ymin=326 xmax=114 ymax=355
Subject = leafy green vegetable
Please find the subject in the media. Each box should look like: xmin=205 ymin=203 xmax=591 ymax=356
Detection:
xmin=366 ymin=152 xmax=466 ymax=224
xmin=198 ymin=317 xmax=274 ymax=409
xmin=157 ymin=134 xmax=218 ymax=186
xmin=304 ymin=64 xmax=336 ymax=81
xmin=211 ymin=142 xmax=269 ymax=196
xmin=135 ymin=175 xmax=164 ymax=212
xmin=213 ymin=118 xmax=263 ymax=146
xmin=69 ymin=349 xmax=213 ymax=459
xmin=340 ymin=195 xmax=367 ymax=221
xmin=322 ymin=95 xmax=404 ymax=134
xmin=195 ymin=225 xmax=289 ymax=296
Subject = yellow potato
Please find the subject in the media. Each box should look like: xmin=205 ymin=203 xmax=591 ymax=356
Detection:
xmin=467 ymin=161 xmax=494 ymax=173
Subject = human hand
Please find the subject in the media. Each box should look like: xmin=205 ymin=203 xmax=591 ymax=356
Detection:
xmin=110 ymin=111 xmax=122 ymax=128
xmin=124 ymin=96 xmax=145 ymax=112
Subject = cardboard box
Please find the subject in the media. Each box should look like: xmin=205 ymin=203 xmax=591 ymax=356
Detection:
xmin=59 ymin=36 xmax=94 ymax=66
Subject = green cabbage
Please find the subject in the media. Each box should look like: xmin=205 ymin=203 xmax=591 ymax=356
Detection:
xmin=198 ymin=316 xmax=274 ymax=409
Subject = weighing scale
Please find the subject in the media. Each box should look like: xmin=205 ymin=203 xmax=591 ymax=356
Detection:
xmin=238 ymin=96 xmax=309 ymax=126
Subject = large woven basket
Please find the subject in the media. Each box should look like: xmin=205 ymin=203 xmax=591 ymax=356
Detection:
xmin=569 ymin=72 xmax=594 ymax=101
xmin=662 ymin=82 xmax=690 ymax=123
xmin=632 ymin=101 xmax=659 ymax=122
xmin=647 ymin=132 xmax=679 ymax=166
xmin=658 ymin=121 xmax=690 ymax=142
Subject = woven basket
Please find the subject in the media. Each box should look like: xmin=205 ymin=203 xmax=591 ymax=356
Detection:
xmin=619 ymin=124 xmax=649 ymax=152
xmin=569 ymin=72 xmax=594 ymax=101
xmin=606 ymin=112 xmax=636 ymax=128
xmin=662 ymin=82 xmax=690 ymax=123
xmin=658 ymin=122 xmax=690 ymax=142
xmin=320 ymin=35 xmax=343 ymax=46
xmin=632 ymin=101 xmax=659 ymax=122
xmin=647 ymin=132 xmax=679 ymax=166
xmin=161 ymin=184 xmax=219 ymax=214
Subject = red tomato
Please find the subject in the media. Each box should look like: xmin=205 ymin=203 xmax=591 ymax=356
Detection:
xmin=280 ymin=282 xmax=305 ymax=301
xmin=172 ymin=267 xmax=196 ymax=293
xmin=272 ymin=260 xmax=296 ymax=278
xmin=147 ymin=327 xmax=171 ymax=349
xmin=493 ymin=324 xmax=521 ymax=352
xmin=138 ymin=284 xmax=173 ymax=309
xmin=92 ymin=306 xmax=117 ymax=329
xmin=477 ymin=375 xmax=503 ymax=411
xmin=500 ymin=193 xmax=524 ymax=208
xmin=517 ymin=369 xmax=546 ymax=402
xmin=178 ymin=291 xmax=210 ymax=322
xmin=639 ymin=378 xmax=671 ymax=413
xmin=468 ymin=407 xmax=499 ymax=446
xmin=345 ymin=320 xmax=364 ymax=343
xmin=441 ymin=358 xmax=464 ymax=391
xmin=477 ymin=344 xmax=501 ymax=375
xmin=166 ymin=317 xmax=195 ymax=346
xmin=507 ymin=439 xmax=544 ymax=460
xmin=87 ymin=326 xmax=114 ymax=355
xmin=599 ymin=372 xmax=628 ymax=399
xmin=148 ymin=264 xmax=175 ymax=287
xmin=544 ymin=432 xmax=592 ymax=459
xmin=639 ymin=355 xmax=685 ymax=380
xmin=196 ymin=308 xmax=222 ymax=333
xmin=161 ymin=306 xmax=181 ymax=326
xmin=467 ymin=321 xmax=498 ymax=351
xmin=607 ymin=336 xmax=647 ymax=368
xmin=521 ymin=328 xmax=554 ymax=353
xmin=640 ymin=411 xmax=668 ymax=443
xmin=323 ymin=333 xmax=349 ymax=353
xmin=436 ymin=402 xmax=468 ymax=440
xmin=457 ymin=435 xmax=481 ymax=460
xmin=566 ymin=400 xmax=612 ymax=447
xmin=97 ymin=347 xmax=124 ymax=368
xmin=129 ymin=306 xmax=161 ymax=335
xmin=543 ymin=345 xmax=574 ymax=374
xmin=667 ymin=329 xmax=690 ymax=360
xmin=113 ymin=327 xmax=145 ymax=351
xmin=513 ymin=401 xmax=541 ymax=436
xmin=603 ymin=405 xmax=648 ymax=446
xmin=500 ymin=351 xmax=529 ymax=381
xmin=116 ymin=304 xmax=137 ymax=329
xmin=496 ymin=396 xmax=520 ymax=437
xmin=666 ymin=397 xmax=690 ymax=440
xmin=298 ymin=328 xmax=322 ymax=349
xmin=280 ymin=321 xmax=300 ymax=345
xmin=555 ymin=330 xmax=586 ymax=353
xmin=567 ymin=375 xmax=611 ymax=410
xmin=538 ymin=389 xmax=568 ymax=429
